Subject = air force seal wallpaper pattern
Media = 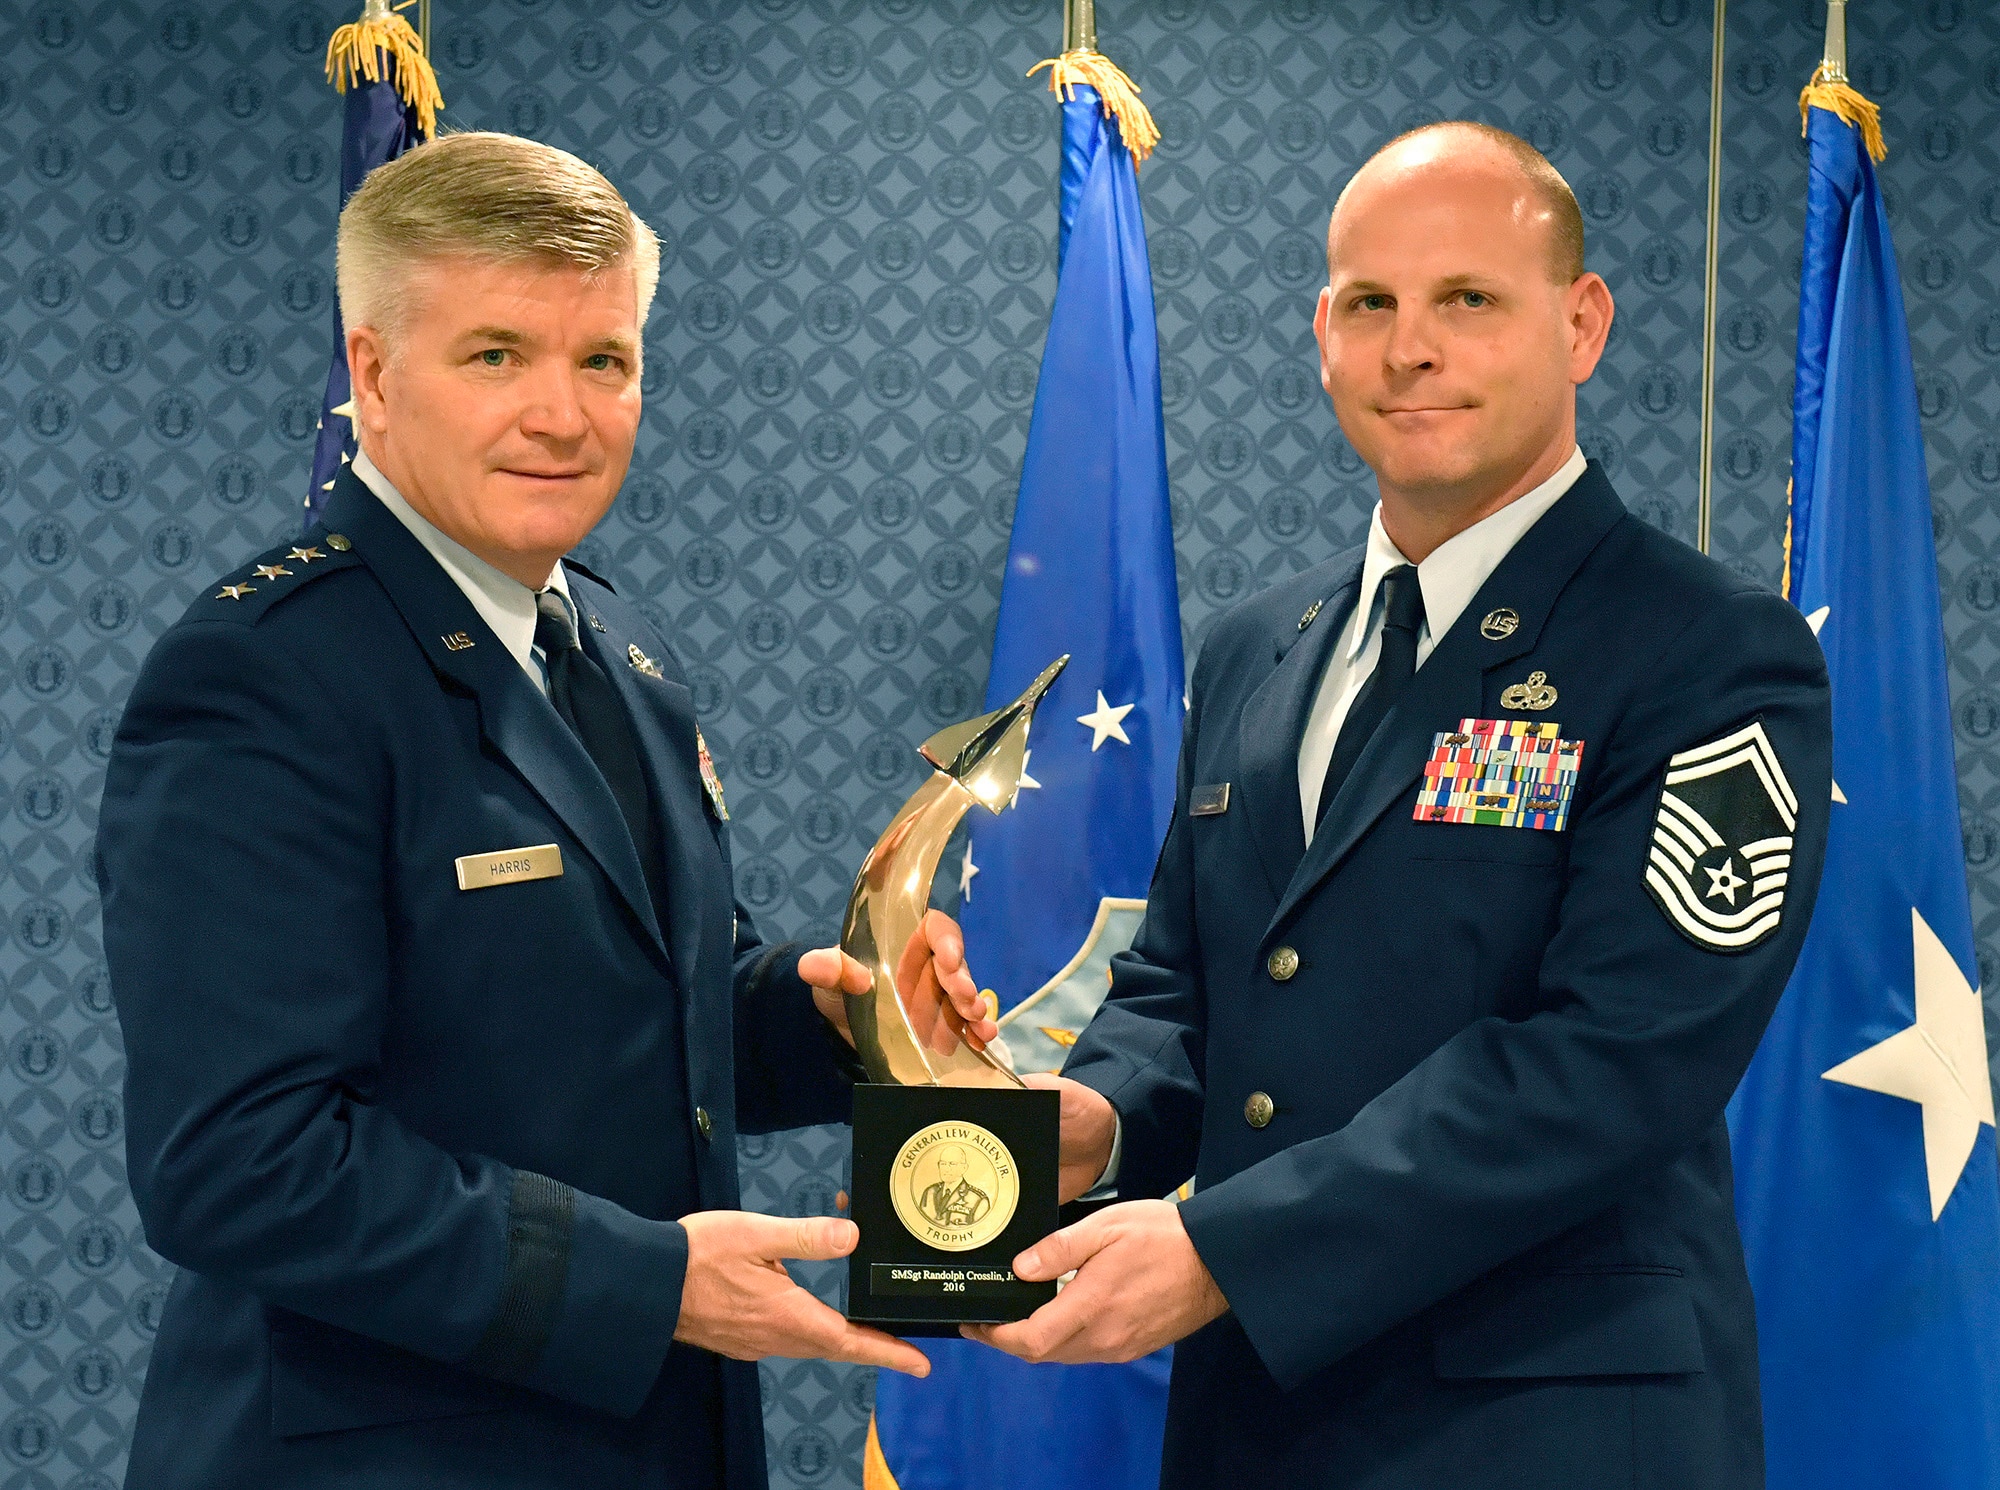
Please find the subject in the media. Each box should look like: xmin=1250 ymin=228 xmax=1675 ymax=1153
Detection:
xmin=1645 ymin=720 xmax=1799 ymax=953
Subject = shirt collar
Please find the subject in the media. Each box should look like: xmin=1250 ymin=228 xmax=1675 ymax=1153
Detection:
xmin=1345 ymin=445 xmax=1587 ymax=661
xmin=350 ymin=448 xmax=571 ymax=688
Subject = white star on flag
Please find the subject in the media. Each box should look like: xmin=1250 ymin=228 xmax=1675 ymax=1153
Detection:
xmin=1804 ymin=606 xmax=1848 ymax=804
xmin=1076 ymin=691 xmax=1134 ymax=751
xmin=330 ymin=396 xmax=357 ymax=423
xmin=1017 ymin=750 xmax=1041 ymax=790
xmin=959 ymin=846 xmax=979 ymax=901
xmin=1822 ymin=907 xmax=1996 ymax=1220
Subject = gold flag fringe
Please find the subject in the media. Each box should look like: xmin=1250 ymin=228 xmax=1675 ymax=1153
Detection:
xmin=1799 ymin=64 xmax=1886 ymax=163
xmin=1028 ymin=50 xmax=1160 ymax=166
xmin=326 ymin=3 xmax=442 ymax=140
xmin=1780 ymin=478 xmax=1793 ymax=601
xmin=861 ymin=1413 xmax=900 ymax=1490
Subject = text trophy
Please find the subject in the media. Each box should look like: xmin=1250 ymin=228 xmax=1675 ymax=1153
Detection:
xmin=842 ymin=655 xmax=1068 ymax=1331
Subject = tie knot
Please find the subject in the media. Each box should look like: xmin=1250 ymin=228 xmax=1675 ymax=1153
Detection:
xmin=1381 ymin=564 xmax=1424 ymax=634
xmin=534 ymin=589 xmax=579 ymax=655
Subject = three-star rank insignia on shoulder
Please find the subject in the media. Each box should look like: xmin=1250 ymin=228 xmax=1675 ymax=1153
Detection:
xmin=1643 ymin=720 xmax=1798 ymax=953
xmin=695 ymin=727 xmax=729 ymax=820
xmin=205 ymin=534 xmax=356 ymax=616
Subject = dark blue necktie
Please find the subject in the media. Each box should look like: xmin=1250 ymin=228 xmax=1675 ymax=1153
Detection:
xmin=534 ymin=590 xmax=666 ymax=916
xmin=1316 ymin=563 xmax=1426 ymax=827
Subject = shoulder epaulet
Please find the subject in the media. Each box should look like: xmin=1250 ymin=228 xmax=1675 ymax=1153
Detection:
xmin=561 ymin=555 xmax=617 ymax=593
xmin=185 ymin=525 xmax=365 ymax=625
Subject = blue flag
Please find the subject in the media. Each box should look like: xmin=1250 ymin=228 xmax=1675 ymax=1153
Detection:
xmin=1726 ymin=88 xmax=2000 ymax=1488
xmin=305 ymin=19 xmax=435 ymax=524
xmin=867 ymin=76 xmax=1181 ymax=1490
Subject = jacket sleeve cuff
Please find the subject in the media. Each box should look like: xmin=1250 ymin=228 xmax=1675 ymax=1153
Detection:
xmin=462 ymin=1170 xmax=687 ymax=1417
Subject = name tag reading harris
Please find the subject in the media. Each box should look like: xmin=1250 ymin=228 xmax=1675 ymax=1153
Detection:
xmin=454 ymin=844 xmax=563 ymax=891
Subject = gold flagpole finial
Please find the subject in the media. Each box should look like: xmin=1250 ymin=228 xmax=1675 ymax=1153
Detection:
xmin=1799 ymin=0 xmax=1884 ymax=162
xmin=1820 ymin=0 xmax=1848 ymax=83
xmin=1031 ymin=0 xmax=1161 ymax=164
xmin=1063 ymin=0 xmax=1097 ymax=54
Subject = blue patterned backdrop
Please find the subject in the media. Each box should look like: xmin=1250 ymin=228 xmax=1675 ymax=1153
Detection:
xmin=1 ymin=0 xmax=1994 ymax=1484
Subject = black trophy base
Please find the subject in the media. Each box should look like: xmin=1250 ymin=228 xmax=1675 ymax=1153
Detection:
xmin=848 ymin=1083 xmax=1060 ymax=1332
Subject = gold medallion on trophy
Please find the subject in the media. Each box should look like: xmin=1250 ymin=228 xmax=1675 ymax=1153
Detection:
xmin=889 ymin=1121 xmax=1020 ymax=1253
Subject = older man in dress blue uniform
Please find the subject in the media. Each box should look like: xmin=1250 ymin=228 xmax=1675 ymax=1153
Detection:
xmin=970 ymin=123 xmax=1833 ymax=1490
xmin=97 ymin=132 xmax=995 ymax=1490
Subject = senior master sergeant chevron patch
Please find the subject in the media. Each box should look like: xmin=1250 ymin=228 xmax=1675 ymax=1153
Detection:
xmin=1644 ymin=719 xmax=1799 ymax=953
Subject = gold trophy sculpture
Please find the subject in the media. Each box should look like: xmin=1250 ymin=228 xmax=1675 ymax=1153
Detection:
xmin=841 ymin=655 xmax=1068 ymax=1331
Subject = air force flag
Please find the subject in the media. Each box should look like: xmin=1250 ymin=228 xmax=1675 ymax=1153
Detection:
xmin=1725 ymin=77 xmax=2000 ymax=1490
xmin=866 ymin=63 xmax=1180 ymax=1490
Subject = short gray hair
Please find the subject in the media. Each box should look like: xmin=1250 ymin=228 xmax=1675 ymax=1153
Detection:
xmin=336 ymin=130 xmax=660 ymax=344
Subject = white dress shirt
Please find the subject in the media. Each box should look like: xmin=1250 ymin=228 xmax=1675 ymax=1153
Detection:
xmin=1296 ymin=446 xmax=1587 ymax=840
xmin=351 ymin=449 xmax=574 ymax=698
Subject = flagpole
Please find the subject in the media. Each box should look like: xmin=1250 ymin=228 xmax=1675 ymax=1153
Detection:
xmin=1696 ymin=0 xmax=1727 ymax=555
xmin=1820 ymin=0 xmax=1848 ymax=80
xmin=1063 ymin=0 xmax=1095 ymax=53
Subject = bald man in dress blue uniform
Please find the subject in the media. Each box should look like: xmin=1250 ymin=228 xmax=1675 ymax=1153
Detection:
xmin=97 ymin=133 xmax=993 ymax=1490
xmin=970 ymin=124 xmax=1832 ymax=1490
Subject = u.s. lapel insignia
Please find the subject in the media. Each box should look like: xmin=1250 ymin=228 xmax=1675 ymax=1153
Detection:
xmin=696 ymin=727 xmax=729 ymax=820
xmin=1644 ymin=720 xmax=1797 ymax=953
xmin=627 ymin=643 xmax=663 ymax=679
xmin=1500 ymin=670 xmax=1559 ymax=710
xmin=1480 ymin=607 xmax=1520 ymax=640
xmin=1298 ymin=598 xmax=1324 ymax=631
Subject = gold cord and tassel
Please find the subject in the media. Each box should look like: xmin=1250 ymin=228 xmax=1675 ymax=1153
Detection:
xmin=1798 ymin=61 xmax=1886 ymax=163
xmin=1028 ymin=50 xmax=1160 ymax=166
xmin=325 ymin=0 xmax=442 ymax=139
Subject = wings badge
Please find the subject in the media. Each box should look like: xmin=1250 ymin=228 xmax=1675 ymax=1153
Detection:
xmin=1643 ymin=720 xmax=1798 ymax=953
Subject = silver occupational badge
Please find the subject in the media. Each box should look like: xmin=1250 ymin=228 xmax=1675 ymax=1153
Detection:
xmin=1643 ymin=721 xmax=1798 ymax=953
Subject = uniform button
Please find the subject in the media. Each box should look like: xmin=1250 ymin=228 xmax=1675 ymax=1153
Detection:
xmin=1267 ymin=946 xmax=1299 ymax=981
xmin=695 ymin=1106 xmax=713 ymax=1141
xmin=1244 ymin=1092 xmax=1275 ymax=1129
xmin=325 ymin=533 xmax=351 ymax=552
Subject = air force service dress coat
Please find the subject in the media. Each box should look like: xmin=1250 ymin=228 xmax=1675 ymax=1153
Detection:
xmin=1062 ymin=465 xmax=1832 ymax=1490
xmin=98 ymin=467 xmax=852 ymax=1490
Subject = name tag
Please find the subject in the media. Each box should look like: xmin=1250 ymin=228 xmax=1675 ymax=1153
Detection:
xmin=1191 ymin=783 xmax=1231 ymax=817
xmin=455 ymin=843 xmax=563 ymax=891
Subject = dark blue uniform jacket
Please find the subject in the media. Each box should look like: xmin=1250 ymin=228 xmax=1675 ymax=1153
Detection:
xmin=1063 ymin=466 xmax=1832 ymax=1490
xmin=99 ymin=468 xmax=851 ymax=1489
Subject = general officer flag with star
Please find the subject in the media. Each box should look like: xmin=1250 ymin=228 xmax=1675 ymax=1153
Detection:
xmin=305 ymin=3 xmax=441 ymax=524
xmin=1725 ymin=72 xmax=2000 ymax=1490
xmin=864 ymin=52 xmax=1179 ymax=1490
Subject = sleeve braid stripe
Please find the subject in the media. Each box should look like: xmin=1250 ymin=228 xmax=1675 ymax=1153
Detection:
xmin=462 ymin=1169 xmax=576 ymax=1381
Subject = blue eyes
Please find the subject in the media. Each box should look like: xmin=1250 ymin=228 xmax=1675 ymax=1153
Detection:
xmin=1351 ymin=291 xmax=1491 ymax=312
xmin=473 ymin=350 xmax=624 ymax=372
